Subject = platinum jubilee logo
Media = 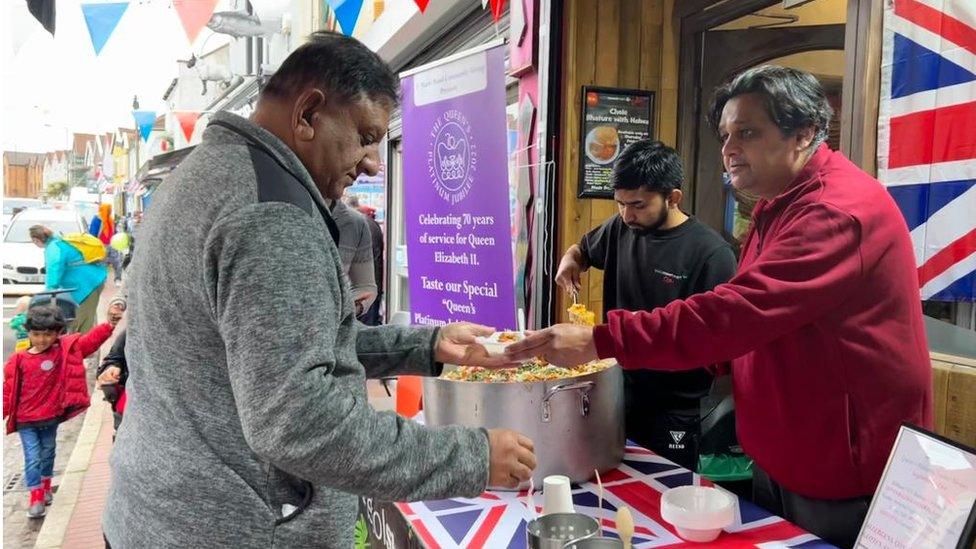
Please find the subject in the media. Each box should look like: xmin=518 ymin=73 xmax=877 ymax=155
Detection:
xmin=427 ymin=108 xmax=477 ymax=205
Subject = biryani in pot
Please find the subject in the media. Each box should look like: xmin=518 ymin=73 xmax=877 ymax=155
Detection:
xmin=442 ymin=358 xmax=614 ymax=383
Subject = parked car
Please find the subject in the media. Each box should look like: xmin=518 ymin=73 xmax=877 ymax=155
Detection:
xmin=2 ymin=208 xmax=88 ymax=284
xmin=2 ymin=198 xmax=43 ymax=234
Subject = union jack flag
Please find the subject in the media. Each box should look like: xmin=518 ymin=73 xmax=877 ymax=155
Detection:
xmin=879 ymin=0 xmax=976 ymax=301
xmin=393 ymin=446 xmax=836 ymax=548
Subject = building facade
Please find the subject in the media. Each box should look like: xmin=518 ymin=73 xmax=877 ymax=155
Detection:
xmin=3 ymin=152 xmax=45 ymax=198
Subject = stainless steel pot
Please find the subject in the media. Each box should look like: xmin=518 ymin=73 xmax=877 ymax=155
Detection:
xmin=422 ymin=362 xmax=625 ymax=486
xmin=526 ymin=513 xmax=600 ymax=549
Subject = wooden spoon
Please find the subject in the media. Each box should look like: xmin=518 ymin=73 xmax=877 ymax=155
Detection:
xmin=616 ymin=506 xmax=634 ymax=549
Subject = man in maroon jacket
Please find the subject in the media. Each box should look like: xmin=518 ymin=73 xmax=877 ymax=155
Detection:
xmin=508 ymin=66 xmax=932 ymax=548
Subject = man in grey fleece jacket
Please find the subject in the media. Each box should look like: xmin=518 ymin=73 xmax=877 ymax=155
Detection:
xmin=102 ymin=32 xmax=536 ymax=548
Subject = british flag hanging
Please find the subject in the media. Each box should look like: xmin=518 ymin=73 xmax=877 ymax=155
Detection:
xmin=878 ymin=0 xmax=976 ymax=301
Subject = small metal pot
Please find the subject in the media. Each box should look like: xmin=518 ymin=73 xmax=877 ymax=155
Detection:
xmin=423 ymin=362 xmax=625 ymax=486
xmin=526 ymin=513 xmax=600 ymax=549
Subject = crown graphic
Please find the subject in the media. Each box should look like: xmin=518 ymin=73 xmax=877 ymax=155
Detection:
xmin=437 ymin=134 xmax=467 ymax=181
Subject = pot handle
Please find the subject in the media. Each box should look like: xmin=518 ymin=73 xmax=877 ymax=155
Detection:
xmin=542 ymin=380 xmax=595 ymax=422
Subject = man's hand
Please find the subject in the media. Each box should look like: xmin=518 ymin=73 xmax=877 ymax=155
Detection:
xmin=555 ymin=247 xmax=584 ymax=295
xmin=435 ymin=322 xmax=519 ymax=369
xmin=486 ymin=429 xmax=537 ymax=489
xmin=97 ymin=366 xmax=122 ymax=386
xmin=504 ymin=323 xmax=599 ymax=366
xmin=106 ymin=304 xmax=124 ymax=327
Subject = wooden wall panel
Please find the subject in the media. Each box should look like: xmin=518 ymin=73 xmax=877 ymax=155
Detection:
xmin=557 ymin=0 xmax=668 ymax=323
xmin=945 ymin=365 xmax=976 ymax=448
xmin=930 ymin=353 xmax=976 ymax=448
xmin=931 ymin=360 xmax=952 ymax=436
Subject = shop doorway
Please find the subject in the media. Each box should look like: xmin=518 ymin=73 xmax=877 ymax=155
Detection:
xmin=677 ymin=0 xmax=848 ymax=244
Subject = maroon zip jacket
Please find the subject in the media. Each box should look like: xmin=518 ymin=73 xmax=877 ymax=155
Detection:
xmin=593 ymin=144 xmax=932 ymax=499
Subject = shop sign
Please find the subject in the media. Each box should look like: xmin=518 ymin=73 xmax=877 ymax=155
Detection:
xmin=577 ymin=86 xmax=654 ymax=199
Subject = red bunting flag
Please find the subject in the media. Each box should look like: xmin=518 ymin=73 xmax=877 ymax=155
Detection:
xmin=175 ymin=111 xmax=201 ymax=143
xmin=489 ymin=0 xmax=505 ymax=22
xmin=173 ymin=0 xmax=219 ymax=44
xmin=413 ymin=0 xmax=429 ymax=13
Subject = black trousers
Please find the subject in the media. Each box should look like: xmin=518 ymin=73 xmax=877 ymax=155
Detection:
xmin=752 ymin=465 xmax=871 ymax=549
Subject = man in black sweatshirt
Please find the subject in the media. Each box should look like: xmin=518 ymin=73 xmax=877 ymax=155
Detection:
xmin=556 ymin=140 xmax=737 ymax=470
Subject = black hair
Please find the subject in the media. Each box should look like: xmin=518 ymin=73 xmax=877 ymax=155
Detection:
xmin=25 ymin=305 xmax=66 ymax=333
xmin=708 ymin=65 xmax=833 ymax=150
xmin=261 ymin=30 xmax=399 ymax=108
xmin=611 ymin=139 xmax=684 ymax=194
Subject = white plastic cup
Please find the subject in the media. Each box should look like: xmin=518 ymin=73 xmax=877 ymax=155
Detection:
xmin=542 ymin=475 xmax=574 ymax=515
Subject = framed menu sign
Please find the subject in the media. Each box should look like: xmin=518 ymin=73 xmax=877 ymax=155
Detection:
xmin=856 ymin=424 xmax=976 ymax=549
xmin=577 ymin=86 xmax=654 ymax=198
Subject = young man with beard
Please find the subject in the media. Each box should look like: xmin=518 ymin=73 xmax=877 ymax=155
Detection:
xmin=554 ymin=139 xmax=736 ymax=470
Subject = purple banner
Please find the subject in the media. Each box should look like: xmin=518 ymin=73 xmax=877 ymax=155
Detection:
xmin=401 ymin=45 xmax=516 ymax=329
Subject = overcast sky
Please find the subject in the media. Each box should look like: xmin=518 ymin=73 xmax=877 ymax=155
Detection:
xmin=2 ymin=0 xmax=232 ymax=153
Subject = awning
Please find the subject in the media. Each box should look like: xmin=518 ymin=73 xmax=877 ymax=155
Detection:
xmin=207 ymin=76 xmax=260 ymax=115
xmin=134 ymin=146 xmax=195 ymax=184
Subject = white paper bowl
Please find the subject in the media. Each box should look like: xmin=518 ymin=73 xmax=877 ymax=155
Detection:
xmin=660 ymin=486 xmax=735 ymax=543
xmin=476 ymin=331 xmax=525 ymax=356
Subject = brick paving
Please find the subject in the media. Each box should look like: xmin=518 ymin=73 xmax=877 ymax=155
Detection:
xmin=59 ymin=408 xmax=114 ymax=549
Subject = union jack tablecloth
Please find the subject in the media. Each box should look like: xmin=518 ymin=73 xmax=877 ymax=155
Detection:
xmin=390 ymin=445 xmax=838 ymax=548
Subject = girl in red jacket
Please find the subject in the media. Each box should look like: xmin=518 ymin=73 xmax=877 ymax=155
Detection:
xmin=3 ymin=304 xmax=117 ymax=518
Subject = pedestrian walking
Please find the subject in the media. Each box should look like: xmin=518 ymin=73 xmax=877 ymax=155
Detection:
xmin=3 ymin=304 xmax=119 ymax=518
xmin=89 ymin=204 xmax=123 ymax=285
xmin=97 ymin=330 xmax=128 ymax=435
xmin=30 ymin=225 xmax=107 ymax=334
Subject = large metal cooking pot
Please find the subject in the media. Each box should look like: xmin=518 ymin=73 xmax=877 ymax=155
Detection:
xmin=422 ymin=362 xmax=624 ymax=487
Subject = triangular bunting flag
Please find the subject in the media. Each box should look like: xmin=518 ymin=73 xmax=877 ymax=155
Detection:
xmin=132 ymin=111 xmax=156 ymax=142
xmin=81 ymin=2 xmax=129 ymax=55
xmin=27 ymin=0 xmax=56 ymax=36
xmin=175 ymin=112 xmax=201 ymax=143
xmin=413 ymin=0 xmax=429 ymax=13
xmin=173 ymin=0 xmax=219 ymax=45
xmin=482 ymin=0 xmax=489 ymax=9
xmin=324 ymin=0 xmax=364 ymax=36
xmin=489 ymin=0 xmax=505 ymax=22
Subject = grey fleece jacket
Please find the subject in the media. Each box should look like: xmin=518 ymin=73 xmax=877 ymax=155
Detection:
xmin=102 ymin=112 xmax=489 ymax=548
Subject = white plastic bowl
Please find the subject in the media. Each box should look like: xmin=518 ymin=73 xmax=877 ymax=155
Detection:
xmin=476 ymin=331 xmax=526 ymax=356
xmin=660 ymin=486 xmax=735 ymax=543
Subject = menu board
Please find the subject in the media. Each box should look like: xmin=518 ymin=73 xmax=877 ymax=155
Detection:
xmin=577 ymin=86 xmax=654 ymax=198
xmin=856 ymin=424 xmax=976 ymax=549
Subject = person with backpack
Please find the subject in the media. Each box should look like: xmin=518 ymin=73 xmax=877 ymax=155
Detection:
xmin=3 ymin=304 xmax=119 ymax=518
xmin=29 ymin=225 xmax=108 ymax=334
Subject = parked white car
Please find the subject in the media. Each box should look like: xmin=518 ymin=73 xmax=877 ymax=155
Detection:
xmin=2 ymin=208 xmax=88 ymax=284
xmin=2 ymin=198 xmax=43 ymax=234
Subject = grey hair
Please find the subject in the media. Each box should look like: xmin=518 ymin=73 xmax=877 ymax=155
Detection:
xmin=708 ymin=65 xmax=833 ymax=150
